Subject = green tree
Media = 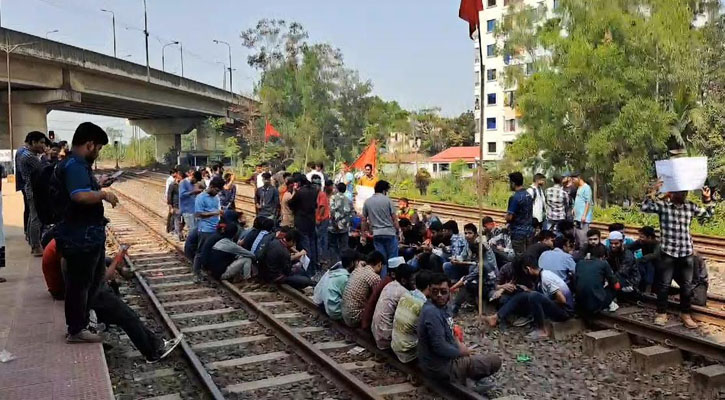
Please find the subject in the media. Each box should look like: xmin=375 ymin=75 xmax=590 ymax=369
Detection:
xmin=500 ymin=0 xmax=705 ymax=203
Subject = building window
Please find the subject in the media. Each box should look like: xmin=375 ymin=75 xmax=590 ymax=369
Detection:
xmin=487 ymin=93 xmax=497 ymax=105
xmin=475 ymin=97 xmax=480 ymax=110
xmin=487 ymin=142 xmax=497 ymax=153
xmin=487 ymin=45 xmax=495 ymax=57
xmin=488 ymin=0 xmax=496 ymax=7
xmin=486 ymin=69 xmax=496 ymax=81
xmin=506 ymin=119 xmax=516 ymax=132
xmin=467 ymin=163 xmax=475 ymax=169
xmin=486 ymin=117 xmax=496 ymax=130
xmin=440 ymin=163 xmax=450 ymax=172
xmin=433 ymin=164 xmax=438 ymax=173
xmin=503 ymin=53 xmax=511 ymax=65
xmin=486 ymin=19 xmax=496 ymax=33
xmin=505 ymin=91 xmax=516 ymax=107
xmin=553 ymin=0 xmax=559 ymax=9
xmin=526 ymin=62 xmax=535 ymax=76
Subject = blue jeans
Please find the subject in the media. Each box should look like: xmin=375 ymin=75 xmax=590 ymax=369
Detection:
xmin=638 ymin=260 xmax=656 ymax=292
xmin=373 ymin=235 xmax=399 ymax=278
xmin=443 ymin=262 xmax=468 ymax=282
xmin=497 ymin=291 xmax=571 ymax=328
xmin=316 ymin=220 xmax=330 ymax=265
xmin=297 ymin=229 xmax=318 ymax=277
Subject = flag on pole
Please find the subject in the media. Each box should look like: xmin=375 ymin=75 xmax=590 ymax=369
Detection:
xmin=351 ymin=139 xmax=377 ymax=172
xmin=459 ymin=0 xmax=483 ymax=38
xmin=264 ymin=120 xmax=281 ymax=142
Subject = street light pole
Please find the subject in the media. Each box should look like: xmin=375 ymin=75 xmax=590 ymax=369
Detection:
xmin=213 ymin=39 xmax=232 ymax=94
xmin=143 ymin=0 xmax=150 ymax=81
xmin=161 ymin=41 xmax=178 ymax=72
xmin=100 ymin=9 xmax=116 ymax=57
xmin=179 ymin=42 xmax=184 ymax=77
xmin=3 ymin=39 xmax=35 ymax=166
xmin=216 ymin=61 xmax=226 ymax=90
xmin=45 ymin=29 xmax=59 ymax=39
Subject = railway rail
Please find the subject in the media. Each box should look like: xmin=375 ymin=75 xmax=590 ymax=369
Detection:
xmin=108 ymin=183 xmax=486 ymax=399
xmin=127 ymin=170 xmax=725 ymax=262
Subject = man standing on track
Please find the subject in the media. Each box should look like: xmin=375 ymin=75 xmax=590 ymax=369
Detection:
xmin=179 ymin=168 xmax=202 ymax=235
xmin=641 ymin=180 xmax=714 ymax=328
xmin=192 ymin=176 xmax=224 ymax=281
xmin=506 ymin=172 xmax=534 ymax=256
xmin=56 ymin=122 xmax=118 ymax=343
xmin=18 ymin=131 xmax=49 ymax=256
xmin=571 ymin=172 xmax=593 ymax=250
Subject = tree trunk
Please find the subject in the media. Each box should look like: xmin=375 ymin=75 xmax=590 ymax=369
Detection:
xmin=592 ymin=170 xmax=598 ymax=207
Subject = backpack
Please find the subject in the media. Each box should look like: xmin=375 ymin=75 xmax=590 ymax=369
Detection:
xmin=252 ymin=231 xmax=275 ymax=261
xmin=31 ymin=163 xmax=68 ymax=225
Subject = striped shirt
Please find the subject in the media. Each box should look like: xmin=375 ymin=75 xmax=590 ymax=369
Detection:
xmin=641 ymin=198 xmax=714 ymax=258
xmin=341 ymin=265 xmax=381 ymax=327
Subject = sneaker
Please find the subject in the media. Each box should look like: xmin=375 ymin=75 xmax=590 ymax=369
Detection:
xmin=31 ymin=246 xmax=43 ymax=257
xmin=654 ymin=313 xmax=669 ymax=326
xmin=608 ymin=301 xmax=620 ymax=312
xmin=512 ymin=316 xmax=533 ymax=327
xmin=526 ymin=330 xmax=549 ymax=340
xmin=67 ymin=329 xmax=103 ymax=343
xmin=146 ymin=335 xmax=183 ymax=364
xmin=681 ymin=313 xmax=698 ymax=329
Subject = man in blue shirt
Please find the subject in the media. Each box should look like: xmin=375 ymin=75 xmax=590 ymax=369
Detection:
xmin=192 ymin=176 xmax=224 ymax=280
xmin=179 ymin=168 xmax=202 ymax=235
xmin=417 ymin=273 xmax=500 ymax=389
xmin=571 ymin=172 xmax=593 ymax=249
xmin=538 ymin=236 xmax=577 ymax=283
xmin=506 ymin=172 xmax=534 ymax=256
xmin=56 ymin=122 xmax=118 ymax=343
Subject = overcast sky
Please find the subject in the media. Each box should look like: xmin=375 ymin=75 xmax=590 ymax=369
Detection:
xmin=3 ymin=0 xmax=474 ymax=141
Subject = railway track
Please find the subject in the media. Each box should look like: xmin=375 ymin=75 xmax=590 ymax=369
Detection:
xmin=108 ymin=184 xmax=486 ymax=399
xmin=126 ymin=170 xmax=725 ymax=262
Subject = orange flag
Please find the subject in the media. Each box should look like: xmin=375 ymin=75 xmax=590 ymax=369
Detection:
xmin=351 ymin=139 xmax=377 ymax=172
xmin=264 ymin=120 xmax=281 ymax=141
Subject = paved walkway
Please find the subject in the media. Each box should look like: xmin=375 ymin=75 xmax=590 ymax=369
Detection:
xmin=0 ymin=188 xmax=113 ymax=399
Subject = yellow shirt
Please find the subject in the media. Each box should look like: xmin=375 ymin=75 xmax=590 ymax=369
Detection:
xmin=358 ymin=175 xmax=378 ymax=187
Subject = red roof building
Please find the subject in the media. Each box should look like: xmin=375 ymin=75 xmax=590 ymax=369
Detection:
xmin=428 ymin=146 xmax=480 ymax=163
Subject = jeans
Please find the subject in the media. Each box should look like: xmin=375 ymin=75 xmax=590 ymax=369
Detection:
xmin=21 ymin=189 xmax=28 ymax=239
xmin=656 ymin=254 xmax=694 ymax=313
xmin=182 ymin=213 xmax=196 ymax=233
xmin=451 ymin=281 xmax=478 ymax=316
xmin=544 ymin=219 xmax=562 ymax=232
xmin=447 ymin=354 xmax=502 ymax=384
xmin=280 ymin=271 xmax=314 ymax=290
xmin=527 ymin=291 xmax=572 ymax=328
xmin=316 ymin=220 xmax=330 ymax=265
xmin=297 ymin=229 xmax=318 ymax=277
xmin=574 ymin=222 xmax=591 ymax=250
xmin=511 ymin=235 xmax=533 ymax=256
xmin=373 ymin=235 xmax=399 ymax=278
xmin=27 ymin=199 xmax=41 ymax=249
xmin=328 ymin=231 xmax=349 ymax=264
xmin=496 ymin=291 xmax=531 ymax=322
xmin=443 ymin=262 xmax=469 ymax=282
xmin=192 ymin=232 xmax=214 ymax=276
xmin=170 ymin=210 xmax=182 ymax=238
xmin=92 ymin=284 xmax=161 ymax=360
xmin=62 ymin=246 xmax=106 ymax=335
xmin=638 ymin=260 xmax=656 ymax=292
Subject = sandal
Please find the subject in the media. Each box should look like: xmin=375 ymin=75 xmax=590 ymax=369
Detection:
xmin=0 ymin=277 xmax=7 ymax=283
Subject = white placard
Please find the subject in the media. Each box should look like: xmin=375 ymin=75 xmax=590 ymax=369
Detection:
xmin=354 ymin=185 xmax=374 ymax=214
xmin=0 ymin=150 xmax=11 ymax=162
xmin=655 ymin=157 xmax=708 ymax=193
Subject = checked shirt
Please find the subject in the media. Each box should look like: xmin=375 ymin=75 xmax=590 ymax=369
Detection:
xmin=545 ymin=184 xmax=569 ymax=221
xmin=641 ymin=198 xmax=714 ymax=258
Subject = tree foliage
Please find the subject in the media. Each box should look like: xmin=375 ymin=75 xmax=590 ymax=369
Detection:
xmin=499 ymin=0 xmax=714 ymax=201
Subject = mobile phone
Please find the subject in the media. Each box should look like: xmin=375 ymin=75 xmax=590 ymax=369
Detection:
xmin=110 ymin=170 xmax=124 ymax=179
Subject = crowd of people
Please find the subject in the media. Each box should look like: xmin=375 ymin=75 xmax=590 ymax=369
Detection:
xmin=17 ymin=122 xmax=717 ymax=390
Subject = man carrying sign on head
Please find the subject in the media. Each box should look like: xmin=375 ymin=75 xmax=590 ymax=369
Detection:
xmin=641 ymin=179 xmax=714 ymax=329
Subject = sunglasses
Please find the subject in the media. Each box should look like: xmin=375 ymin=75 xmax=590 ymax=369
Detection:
xmin=431 ymin=288 xmax=449 ymax=296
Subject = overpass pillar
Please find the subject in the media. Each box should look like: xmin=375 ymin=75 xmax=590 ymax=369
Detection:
xmin=129 ymin=118 xmax=200 ymax=164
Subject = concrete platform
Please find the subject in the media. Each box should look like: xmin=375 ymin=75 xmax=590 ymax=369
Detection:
xmin=0 ymin=189 xmax=114 ymax=399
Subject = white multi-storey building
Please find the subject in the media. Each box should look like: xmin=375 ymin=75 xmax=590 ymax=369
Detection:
xmin=474 ymin=0 xmax=557 ymax=161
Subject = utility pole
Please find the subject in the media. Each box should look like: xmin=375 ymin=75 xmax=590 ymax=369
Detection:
xmin=3 ymin=38 xmax=36 ymax=167
xmin=143 ymin=0 xmax=150 ymax=81
xmin=179 ymin=42 xmax=184 ymax=77
xmin=216 ymin=61 xmax=226 ymax=90
xmin=45 ymin=30 xmax=59 ymax=39
xmin=100 ymin=9 xmax=116 ymax=57
xmin=213 ymin=39 xmax=232 ymax=94
xmin=161 ymin=41 xmax=178 ymax=72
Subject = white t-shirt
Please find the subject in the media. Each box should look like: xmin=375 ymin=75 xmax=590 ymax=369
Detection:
xmin=164 ymin=175 xmax=174 ymax=201
xmin=256 ymin=173 xmax=265 ymax=188
xmin=540 ymin=270 xmax=574 ymax=308
xmin=306 ymin=171 xmax=324 ymax=184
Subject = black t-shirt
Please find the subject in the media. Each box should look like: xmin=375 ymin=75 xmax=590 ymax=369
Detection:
xmin=288 ymin=185 xmax=318 ymax=233
xmin=260 ymin=239 xmax=291 ymax=282
xmin=207 ymin=243 xmax=238 ymax=279
xmin=199 ymin=233 xmax=224 ymax=271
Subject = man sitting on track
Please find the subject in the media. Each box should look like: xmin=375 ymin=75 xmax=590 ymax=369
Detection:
xmin=371 ymin=263 xmax=415 ymax=350
xmin=199 ymin=223 xmax=255 ymax=282
xmin=258 ymin=227 xmax=313 ymax=290
xmin=417 ymin=273 xmax=501 ymax=392
xmin=341 ymin=251 xmax=384 ymax=328
xmin=391 ymin=270 xmax=431 ymax=363
xmin=313 ymin=249 xmax=363 ymax=320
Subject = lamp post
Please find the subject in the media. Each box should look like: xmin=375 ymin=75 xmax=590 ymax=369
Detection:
xmin=2 ymin=39 xmax=36 ymax=167
xmin=161 ymin=41 xmax=178 ymax=72
xmin=179 ymin=42 xmax=184 ymax=77
xmin=212 ymin=39 xmax=232 ymax=94
xmin=142 ymin=0 xmax=150 ymax=81
xmin=45 ymin=29 xmax=59 ymax=39
xmin=215 ymin=61 xmax=226 ymax=90
xmin=100 ymin=9 xmax=116 ymax=57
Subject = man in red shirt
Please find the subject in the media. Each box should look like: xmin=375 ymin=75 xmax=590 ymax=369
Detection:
xmin=316 ymin=180 xmax=333 ymax=267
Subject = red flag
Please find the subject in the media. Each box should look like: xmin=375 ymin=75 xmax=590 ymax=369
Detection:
xmin=264 ymin=120 xmax=281 ymax=142
xmin=459 ymin=0 xmax=483 ymax=38
xmin=351 ymin=139 xmax=377 ymax=172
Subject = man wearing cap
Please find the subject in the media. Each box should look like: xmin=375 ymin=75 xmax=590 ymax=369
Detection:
xmin=192 ymin=176 xmax=224 ymax=281
xmin=571 ymin=172 xmax=593 ymax=250
xmin=606 ymin=231 xmax=639 ymax=293
xmin=416 ymin=204 xmax=440 ymax=229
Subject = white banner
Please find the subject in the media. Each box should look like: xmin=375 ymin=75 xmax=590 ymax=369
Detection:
xmin=354 ymin=185 xmax=374 ymax=214
xmin=655 ymin=156 xmax=708 ymax=193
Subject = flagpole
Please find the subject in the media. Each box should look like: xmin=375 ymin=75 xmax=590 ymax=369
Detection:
xmin=476 ymin=21 xmax=486 ymax=318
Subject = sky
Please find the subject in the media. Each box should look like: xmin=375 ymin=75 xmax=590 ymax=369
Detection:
xmin=3 ymin=0 xmax=475 ymax=141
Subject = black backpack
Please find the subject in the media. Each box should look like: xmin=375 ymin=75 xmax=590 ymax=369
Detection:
xmin=31 ymin=163 xmax=68 ymax=225
xmin=253 ymin=231 xmax=275 ymax=261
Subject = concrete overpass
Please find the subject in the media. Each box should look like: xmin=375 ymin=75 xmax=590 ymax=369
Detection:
xmin=0 ymin=28 xmax=258 ymax=160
